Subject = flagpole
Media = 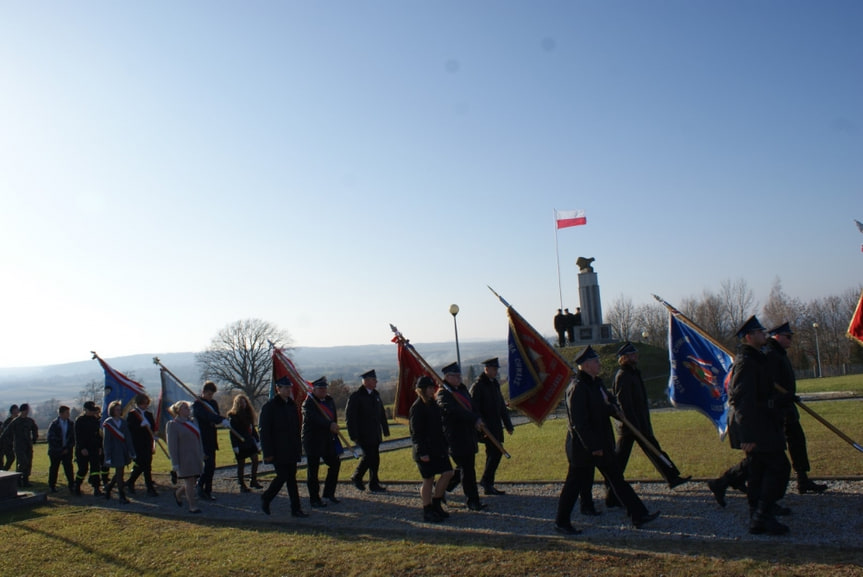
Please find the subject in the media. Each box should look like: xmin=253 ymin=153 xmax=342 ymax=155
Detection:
xmin=390 ymin=324 xmax=511 ymax=459
xmin=152 ymin=357 xmax=244 ymax=441
xmin=268 ymin=343 xmax=359 ymax=459
xmin=653 ymin=295 xmax=863 ymax=454
xmin=554 ymin=209 xmax=563 ymax=310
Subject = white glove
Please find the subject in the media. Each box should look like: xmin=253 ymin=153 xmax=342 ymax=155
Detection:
xmin=221 ymin=419 xmax=231 ymax=428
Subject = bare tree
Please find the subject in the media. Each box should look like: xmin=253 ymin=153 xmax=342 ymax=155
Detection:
xmin=719 ymin=278 xmax=757 ymax=336
xmin=77 ymin=379 xmax=103 ymax=409
xmin=326 ymin=377 xmax=351 ymax=412
xmin=197 ymin=319 xmax=293 ymax=406
xmin=36 ymin=398 xmax=63 ymax=429
xmin=606 ymin=295 xmax=638 ymax=341
xmin=636 ymin=302 xmax=668 ymax=349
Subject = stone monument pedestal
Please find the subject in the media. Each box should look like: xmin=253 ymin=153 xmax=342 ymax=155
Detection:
xmin=0 ymin=470 xmax=47 ymax=512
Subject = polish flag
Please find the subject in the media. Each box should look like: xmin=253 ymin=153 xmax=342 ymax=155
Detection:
xmin=555 ymin=209 xmax=587 ymax=229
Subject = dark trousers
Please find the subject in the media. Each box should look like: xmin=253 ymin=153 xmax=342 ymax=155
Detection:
xmin=353 ymin=443 xmax=382 ymax=486
xmin=1 ymin=448 xmax=13 ymax=471
xmin=615 ymin=429 xmax=681 ymax=485
xmin=49 ymin=450 xmax=75 ymax=489
xmin=262 ymin=461 xmax=301 ymax=512
xmin=717 ymin=456 xmax=750 ymax=490
xmin=307 ymin=453 xmax=341 ymax=501
xmin=556 ymin=462 xmax=595 ymax=525
xmin=479 ymin=441 xmax=504 ymax=488
xmin=452 ymin=453 xmax=480 ymax=504
xmin=595 ymin=453 xmax=649 ymax=521
xmin=557 ymin=331 xmax=566 ymax=348
xmin=197 ymin=448 xmax=216 ymax=494
xmin=785 ymin=419 xmax=810 ymax=475
xmin=15 ymin=449 xmax=33 ymax=483
xmin=75 ymin=450 xmax=104 ymax=488
xmin=747 ymin=451 xmax=790 ymax=509
xmin=127 ymin=452 xmax=155 ymax=490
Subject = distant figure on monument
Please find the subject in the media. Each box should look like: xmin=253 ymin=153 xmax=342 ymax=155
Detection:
xmin=574 ymin=307 xmax=583 ymax=326
xmin=564 ymin=309 xmax=576 ymax=345
xmin=554 ymin=309 xmax=566 ymax=348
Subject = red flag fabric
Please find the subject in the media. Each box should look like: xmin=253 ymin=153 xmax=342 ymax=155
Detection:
xmin=555 ymin=209 xmax=587 ymax=229
xmin=848 ymin=290 xmax=863 ymax=346
xmin=393 ymin=339 xmax=436 ymax=420
xmin=272 ymin=348 xmax=309 ymax=421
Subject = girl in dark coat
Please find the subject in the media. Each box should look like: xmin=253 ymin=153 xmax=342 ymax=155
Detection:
xmin=410 ymin=376 xmax=454 ymax=522
xmin=228 ymin=394 xmax=261 ymax=492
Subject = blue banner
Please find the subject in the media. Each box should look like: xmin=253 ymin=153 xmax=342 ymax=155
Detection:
xmin=97 ymin=356 xmax=147 ymax=422
xmin=667 ymin=315 xmax=732 ymax=438
xmin=156 ymin=368 xmax=195 ymax=439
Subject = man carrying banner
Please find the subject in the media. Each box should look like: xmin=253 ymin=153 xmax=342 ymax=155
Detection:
xmin=302 ymin=377 xmax=343 ymax=508
xmin=345 ymin=369 xmax=390 ymax=493
xmin=470 ymin=358 xmax=514 ymax=496
xmin=606 ymin=342 xmax=689 ymax=508
xmin=766 ymin=323 xmax=827 ymax=495
xmin=727 ymin=316 xmax=792 ymax=535
xmin=555 ymin=346 xmax=659 ymax=532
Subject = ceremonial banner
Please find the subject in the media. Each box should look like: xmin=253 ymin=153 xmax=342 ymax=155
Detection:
xmin=272 ymin=347 xmax=309 ymax=420
xmin=555 ymin=209 xmax=587 ymax=229
xmin=393 ymin=339 xmax=435 ymax=421
xmin=94 ymin=354 xmax=147 ymax=421
xmin=667 ymin=314 xmax=733 ymax=437
xmin=848 ymin=289 xmax=863 ymax=346
xmin=156 ymin=368 xmax=195 ymax=440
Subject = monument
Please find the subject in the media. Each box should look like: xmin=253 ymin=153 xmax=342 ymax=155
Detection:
xmin=573 ymin=256 xmax=614 ymax=344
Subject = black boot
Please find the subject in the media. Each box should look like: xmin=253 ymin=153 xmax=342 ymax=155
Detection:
xmin=707 ymin=477 xmax=729 ymax=508
xmin=423 ymin=504 xmax=443 ymax=523
xmin=797 ymin=474 xmax=827 ymax=494
xmin=749 ymin=501 xmax=789 ymax=535
xmin=432 ymin=497 xmax=450 ymax=518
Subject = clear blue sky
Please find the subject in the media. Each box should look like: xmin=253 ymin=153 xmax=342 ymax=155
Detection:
xmin=1 ymin=1 xmax=860 ymax=368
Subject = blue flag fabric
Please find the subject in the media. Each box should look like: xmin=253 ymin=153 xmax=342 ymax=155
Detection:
xmin=156 ymin=368 xmax=195 ymax=440
xmin=667 ymin=314 xmax=733 ymax=438
xmin=96 ymin=356 xmax=147 ymax=422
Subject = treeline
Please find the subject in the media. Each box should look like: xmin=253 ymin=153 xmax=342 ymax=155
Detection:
xmin=604 ymin=278 xmax=863 ymax=376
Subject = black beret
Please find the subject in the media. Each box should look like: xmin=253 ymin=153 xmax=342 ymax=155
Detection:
xmin=361 ymin=369 xmax=377 ymax=380
xmin=616 ymin=342 xmax=638 ymax=356
xmin=481 ymin=357 xmax=500 ymax=368
xmin=442 ymin=362 xmax=461 ymax=375
xmin=768 ymin=322 xmax=794 ymax=336
xmin=736 ymin=315 xmax=766 ymax=339
xmin=574 ymin=345 xmax=599 ymax=365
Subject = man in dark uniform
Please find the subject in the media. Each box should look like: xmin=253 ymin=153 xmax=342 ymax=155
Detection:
xmin=74 ymin=401 xmax=104 ymax=495
xmin=193 ymin=381 xmax=231 ymax=501
xmin=1 ymin=405 xmax=19 ymax=471
xmin=345 ymin=369 xmax=390 ymax=492
xmin=470 ymin=357 xmax=514 ymax=496
xmin=554 ymin=346 xmax=659 ymax=534
xmin=47 ymin=405 xmax=76 ymax=492
xmin=302 ymin=376 xmax=342 ymax=508
xmin=554 ymin=309 xmax=566 ymax=347
xmin=766 ymin=322 xmax=827 ymax=494
xmin=438 ymin=362 xmax=487 ymax=511
xmin=727 ymin=315 xmax=792 ymax=535
xmin=564 ymin=308 xmax=576 ymax=345
xmin=0 ymin=403 xmax=39 ymax=487
xmin=259 ymin=377 xmax=307 ymax=517
xmin=125 ymin=393 xmax=159 ymax=496
xmin=607 ymin=342 xmax=689 ymax=508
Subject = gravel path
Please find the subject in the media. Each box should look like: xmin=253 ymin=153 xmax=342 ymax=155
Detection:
xmin=71 ymin=475 xmax=863 ymax=549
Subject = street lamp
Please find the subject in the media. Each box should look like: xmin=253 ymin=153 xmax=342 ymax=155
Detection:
xmin=812 ymin=322 xmax=822 ymax=378
xmin=449 ymin=304 xmax=461 ymax=369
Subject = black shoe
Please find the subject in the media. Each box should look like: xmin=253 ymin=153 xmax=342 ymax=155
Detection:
xmin=73 ymin=483 xmax=82 ymax=496
xmin=423 ymin=506 xmax=444 ymax=523
xmin=324 ymin=495 xmax=341 ymax=504
xmin=291 ymin=509 xmax=309 ymax=518
xmin=772 ymin=503 xmax=792 ymax=516
xmin=49 ymin=486 xmax=58 ymax=493
xmin=93 ymin=486 xmax=103 ymax=497
xmin=170 ymin=470 xmax=178 ymax=485
xmin=261 ymin=496 xmax=271 ymax=515
xmin=204 ymin=492 xmax=216 ymax=501
xmin=118 ymin=495 xmax=130 ymax=504
xmin=311 ymin=500 xmax=327 ymax=508
xmin=580 ymin=507 xmax=601 ymax=517
xmin=250 ymin=481 xmax=263 ymax=489
xmin=351 ymin=478 xmax=365 ymax=491
xmin=483 ymin=485 xmax=505 ymax=496
xmin=146 ymin=487 xmax=159 ymax=497
xmin=174 ymin=492 xmax=183 ymax=507
xmin=633 ymin=511 xmax=660 ymax=528
xmin=369 ymin=485 xmax=387 ymax=493
xmin=750 ymin=517 xmax=789 ymax=535
xmin=605 ymin=495 xmax=621 ymax=508
xmin=669 ymin=475 xmax=691 ymax=489
xmin=707 ymin=479 xmax=727 ymax=508
xmin=466 ymin=501 xmax=487 ymax=511
xmin=125 ymin=481 xmax=136 ymax=494
xmin=554 ymin=523 xmax=582 ymax=535
xmin=239 ymin=485 xmax=251 ymax=493
xmin=798 ymin=478 xmax=827 ymax=494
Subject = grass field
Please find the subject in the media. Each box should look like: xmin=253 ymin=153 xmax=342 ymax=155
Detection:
xmin=2 ymin=396 xmax=861 ymax=576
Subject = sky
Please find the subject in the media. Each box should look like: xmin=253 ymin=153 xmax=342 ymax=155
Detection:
xmin=1 ymin=1 xmax=861 ymax=368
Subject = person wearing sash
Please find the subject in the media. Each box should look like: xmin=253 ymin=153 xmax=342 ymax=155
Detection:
xmin=228 ymin=393 xmax=262 ymax=493
xmin=437 ymin=362 xmax=486 ymax=511
xmin=302 ymin=376 xmax=342 ymax=508
xmin=166 ymin=401 xmax=204 ymax=513
xmin=102 ymin=400 xmax=136 ymax=504
xmin=125 ymin=393 xmax=159 ymax=496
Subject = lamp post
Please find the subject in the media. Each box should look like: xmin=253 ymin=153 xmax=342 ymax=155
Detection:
xmin=813 ymin=322 xmax=822 ymax=378
xmin=449 ymin=304 xmax=461 ymax=369
xmin=641 ymin=330 xmax=649 ymax=344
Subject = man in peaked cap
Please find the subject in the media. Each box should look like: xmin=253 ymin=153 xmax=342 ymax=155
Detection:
xmin=766 ymin=323 xmax=827 ymax=495
xmin=554 ymin=309 xmax=566 ymax=347
xmin=726 ymin=315 xmax=792 ymax=535
xmin=437 ymin=361 xmax=487 ymax=511
xmin=607 ymin=342 xmax=689 ymax=510
xmin=555 ymin=346 xmax=659 ymax=534
xmin=470 ymin=358 xmax=514 ymax=496
xmin=345 ymin=369 xmax=390 ymax=492
xmin=302 ymin=376 xmax=343 ymax=507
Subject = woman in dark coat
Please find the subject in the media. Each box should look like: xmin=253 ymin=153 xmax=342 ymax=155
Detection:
xmin=228 ymin=393 xmax=261 ymax=493
xmin=410 ymin=376 xmax=454 ymax=522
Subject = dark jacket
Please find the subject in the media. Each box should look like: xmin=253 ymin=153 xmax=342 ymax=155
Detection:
xmin=126 ymin=408 xmax=156 ymax=458
xmin=0 ymin=416 xmax=38 ymax=454
xmin=565 ymin=370 xmax=617 ymax=466
xmin=47 ymin=417 xmax=75 ymax=458
xmin=436 ymin=383 xmax=479 ymax=457
xmin=470 ymin=373 xmax=513 ymax=442
xmin=727 ymin=343 xmax=786 ymax=452
xmin=345 ymin=386 xmax=389 ymax=446
xmin=229 ymin=412 xmax=260 ymax=459
xmin=192 ymin=397 xmax=223 ymax=453
xmin=302 ymin=395 xmax=338 ymax=457
xmin=75 ymin=413 xmax=102 ymax=456
xmin=409 ymin=396 xmax=449 ymax=462
xmin=612 ymin=363 xmax=653 ymax=436
xmin=259 ymin=395 xmax=302 ymax=465
xmin=765 ymin=337 xmax=799 ymax=422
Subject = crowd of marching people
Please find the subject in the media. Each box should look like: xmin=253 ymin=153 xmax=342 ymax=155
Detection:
xmin=0 ymin=316 xmax=827 ymax=537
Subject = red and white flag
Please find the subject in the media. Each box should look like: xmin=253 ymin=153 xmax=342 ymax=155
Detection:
xmin=555 ymin=209 xmax=587 ymax=229
xmin=848 ymin=289 xmax=863 ymax=346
